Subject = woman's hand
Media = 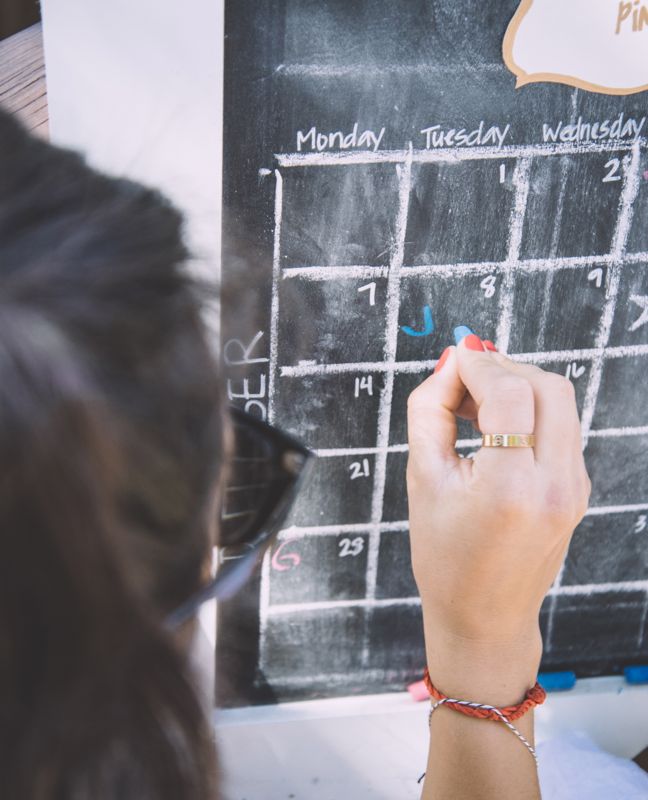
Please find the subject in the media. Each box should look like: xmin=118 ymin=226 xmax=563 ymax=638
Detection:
xmin=409 ymin=331 xmax=592 ymax=800
xmin=408 ymin=332 xmax=591 ymax=653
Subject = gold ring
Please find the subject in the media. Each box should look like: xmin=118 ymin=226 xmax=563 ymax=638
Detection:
xmin=482 ymin=433 xmax=535 ymax=448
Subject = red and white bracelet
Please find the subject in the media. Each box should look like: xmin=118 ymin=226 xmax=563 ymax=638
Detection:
xmin=423 ymin=668 xmax=547 ymax=766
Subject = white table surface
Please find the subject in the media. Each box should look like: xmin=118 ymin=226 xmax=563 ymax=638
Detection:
xmin=214 ymin=677 xmax=648 ymax=800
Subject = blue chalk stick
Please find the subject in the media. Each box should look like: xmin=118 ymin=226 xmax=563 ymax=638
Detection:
xmin=624 ymin=665 xmax=648 ymax=684
xmin=538 ymin=671 xmax=577 ymax=691
xmin=453 ymin=325 xmax=474 ymax=345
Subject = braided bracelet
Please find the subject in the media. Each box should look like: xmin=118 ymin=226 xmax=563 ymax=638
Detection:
xmin=423 ymin=668 xmax=547 ymax=767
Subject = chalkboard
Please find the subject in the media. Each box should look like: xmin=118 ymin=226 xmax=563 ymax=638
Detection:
xmin=218 ymin=0 xmax=648 ymax=707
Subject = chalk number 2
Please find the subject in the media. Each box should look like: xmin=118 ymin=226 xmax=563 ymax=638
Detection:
xmin=633 ymin=515 xmax=647 ymax=534
xmin=602 ymin=158 xmax=622 ymax=183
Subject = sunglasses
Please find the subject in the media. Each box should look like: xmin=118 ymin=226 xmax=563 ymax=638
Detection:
xmin=166 ymin=407 xmax=314 ymax=628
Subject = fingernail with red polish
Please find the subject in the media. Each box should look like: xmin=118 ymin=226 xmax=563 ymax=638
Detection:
xmin=483 ymin=340 xmax=497 ymax=352
xmin=464 ymin=333 xmax=486 ymax=351
xmin=434 ymin=346 xmax=451 ymax=374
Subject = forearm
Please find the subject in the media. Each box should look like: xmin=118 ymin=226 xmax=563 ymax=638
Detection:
xmin=421 ymin=623 xmax=543 ymax=800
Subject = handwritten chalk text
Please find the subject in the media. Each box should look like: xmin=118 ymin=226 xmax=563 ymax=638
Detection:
xmin=420 ymin=121 xmax=511 ymax=150
xmin=542 ymin=113 xmax=646 ymax=144
xmin=296 ymin=123 xmax=386 ymax=153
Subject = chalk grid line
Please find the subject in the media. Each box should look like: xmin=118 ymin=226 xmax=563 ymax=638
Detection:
xmin=259 ymin=138 xmax=648 ymax=670
xmin=358 ymin=145 xmax=413 ymax=666
xmin=538 ymin=90 xmax=579 ymax=350
xmin=275 ymin=138 xmax=641 ymax=169
xmin=281 ymin=251 xmax=648 ymax=282
xmin=545 ymin=142 xmax=642 ymax=652
xmin=495 ymin=157 xmax=531 ymax=352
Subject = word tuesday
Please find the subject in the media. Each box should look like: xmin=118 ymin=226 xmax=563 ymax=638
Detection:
xmin=420 ymin=121 xmax=511 ymax=149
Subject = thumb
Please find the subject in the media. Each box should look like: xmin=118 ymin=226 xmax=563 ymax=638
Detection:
xmin=407 ymin=345 xmax=466 ymax=476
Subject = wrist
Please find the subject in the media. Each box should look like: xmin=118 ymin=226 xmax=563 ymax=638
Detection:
xmin=423 ymin=623 xmax=543 ymax=708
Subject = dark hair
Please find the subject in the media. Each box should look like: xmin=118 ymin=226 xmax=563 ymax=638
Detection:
xmin=0 ymin=109 xmax=224 ymax=798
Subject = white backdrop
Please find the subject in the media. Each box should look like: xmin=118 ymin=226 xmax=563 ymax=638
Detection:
xmin=40 ymin=0 xmax=225 ymax=700
xmin=41 ymin=0 xmax=224 ymax=281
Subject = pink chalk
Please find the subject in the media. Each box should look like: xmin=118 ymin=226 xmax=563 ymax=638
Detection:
xmin=407 ymin=678 xmax=429 ymax=702
xmin=643 ymin=170 xmax=648 ymax=181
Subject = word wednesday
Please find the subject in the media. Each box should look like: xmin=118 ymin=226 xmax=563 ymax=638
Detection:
xmin=296 ymin=124 xmax=385 ymax=153
xmin=543 ymin=113 xmax=646 ymax=143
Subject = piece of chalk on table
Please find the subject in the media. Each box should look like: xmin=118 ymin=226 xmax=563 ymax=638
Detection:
xmin=624 ymin=665 xmax=648 ymax=684
xmin=538 ymin=671 xmax=577 ymax=691
xmin=408 ymin=679 xmax=429 ymax=702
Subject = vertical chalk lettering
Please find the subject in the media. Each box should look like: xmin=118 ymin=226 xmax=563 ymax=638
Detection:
xmin=224 ymin=331 xmax=269 ymax=366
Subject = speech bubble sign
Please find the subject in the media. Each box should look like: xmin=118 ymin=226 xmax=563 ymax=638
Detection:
xmin=503 ymin=0 xmax=648 ymax=95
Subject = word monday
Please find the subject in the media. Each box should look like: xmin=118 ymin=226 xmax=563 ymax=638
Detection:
xmin=296 ymin=124 xmax=385 ymax=153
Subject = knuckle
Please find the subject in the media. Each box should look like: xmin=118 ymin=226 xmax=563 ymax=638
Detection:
xmin=545 ymin=372 xmax=576 ymax=400
xmin=407 ymin=379 xmax=432 ymax=411
xmin=492 ymin=375 xmax=534 ymax=408
xmin=542 ymin=476 xmax=590 ymax=527
xmin=407 ymin=384 xmax=425 ymax=413
xmin=580 ymin=474 xmax=593 ymax=515
xmin=489 ymin=471 xmax=538 ymax=518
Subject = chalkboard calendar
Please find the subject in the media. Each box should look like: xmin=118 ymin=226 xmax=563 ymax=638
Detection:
xmin=218 ymin=0 xmax=648 ymax=706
